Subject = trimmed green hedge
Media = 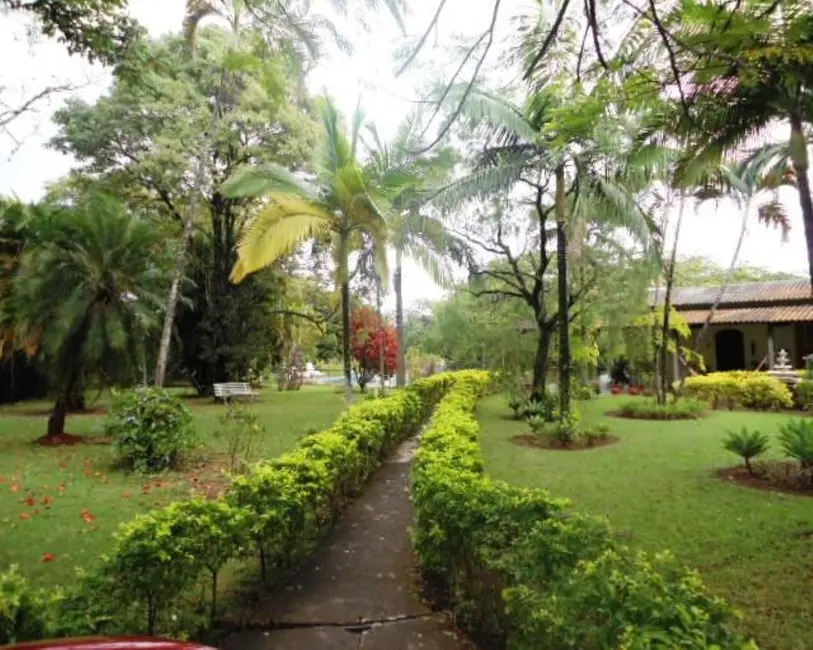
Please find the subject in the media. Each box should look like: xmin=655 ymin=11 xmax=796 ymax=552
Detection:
xmin=683 ymin=371 xmax=792 ymax=411
xmin=412 ymin=371 xmax=755 ymax=650
xmin=1 ymin=374 xmax=457 ymax=641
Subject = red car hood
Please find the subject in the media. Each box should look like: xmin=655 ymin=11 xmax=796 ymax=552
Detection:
xmin=3 ymin=637 xmax=218 ymax=650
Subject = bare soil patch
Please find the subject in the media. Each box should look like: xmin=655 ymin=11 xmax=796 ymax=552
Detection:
xmin=511 ymin=433 xmax=619 ymax=451
xmin=717 ymin=463 xmax=813 ymax=498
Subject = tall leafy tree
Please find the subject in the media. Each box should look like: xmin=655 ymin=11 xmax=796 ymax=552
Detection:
xmin=12 ymin=194 xmax=170 ymax=440
xmin=50 ymin=26 xmax=316 ymax=392
xmin=226 ymin=96 xmax=389 ymax=399
xmin=433 ymin=84 xmax=658 ymax=415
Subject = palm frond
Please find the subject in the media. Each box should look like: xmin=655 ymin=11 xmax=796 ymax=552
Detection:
xmin=315 ymin=95 xmax=352 ymax=174
xmin=437 ymin=84 xmax=538 ymax=145
xmin=758 ymin=199 xmax=791 ymax=241
xmin=429 ymin=155 xmax=532 ymax=210
xmin=223 ymin=163 xmax=321 ymax=200
xmin=232 ymin=195 xmax=334 ymax=282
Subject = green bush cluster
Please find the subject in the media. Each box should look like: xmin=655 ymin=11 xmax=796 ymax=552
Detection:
xmin=683 ymin=371 xmax=793 ymax=411
xmin=793 ymin=379 xmax=813 ymax=410
xmin=106 ymin=387 xmax=198 ymax=472
xmin=0 ymin=566 xmax=50 ymax=645
xmin=617 ymin=397 xmax=706 ymax=420
xmin=2 ymin=374 xmax=459 ymax=643
xmin=413 ymin=373 xmax=753 ymax=649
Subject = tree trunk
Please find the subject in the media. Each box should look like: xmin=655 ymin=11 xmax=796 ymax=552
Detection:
xmin=376 ymin=275 xmax=385 ymax=392
xmin=789 ymin=114 xmax=813 ymax=293
xmin=394 ymin=249 xmax=406 ymax=388
xmin=46 ymin=398 xmax=67 ymax=436
xmin=555 ymin=165 xmax=571 ymax=420
xmin=155 ymin=202 xmax=196 ymax=387
xmin=531 ymin=323 xmax=552 ymax=399
xmin=341 ymin=279 xmax=353 ymax=401
xmin=658 ymin=192 xmax=685 ymax=404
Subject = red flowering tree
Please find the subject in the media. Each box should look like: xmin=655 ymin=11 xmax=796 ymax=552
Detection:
xmin=351 ymin=306 xmax=397 ymax=391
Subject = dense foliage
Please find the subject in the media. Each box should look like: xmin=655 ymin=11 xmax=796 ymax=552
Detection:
xmin=412 ymin=372 xmax=750 ymax=649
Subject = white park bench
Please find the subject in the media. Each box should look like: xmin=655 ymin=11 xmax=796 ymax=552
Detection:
xmin=213 ymin=382 xmax=258 ymax=402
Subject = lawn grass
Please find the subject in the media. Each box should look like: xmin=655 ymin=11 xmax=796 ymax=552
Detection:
xmin=477 ymin=394 xmax=813 ymax=650
xmin=0 ymin=386 xmax=346 ymax=587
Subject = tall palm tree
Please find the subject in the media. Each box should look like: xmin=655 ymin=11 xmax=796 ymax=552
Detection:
xmin=225 ymin=96 xmax=389 ymax=399
xmin=13 ymin=195 xmax=169 ymax=440
xmin=672 ymin=0 xmax=813 ymax=289
xmin=364 ymin=117 xmax=458 ymax=387
xmin=432 ymin=86 xmax=659 ymax=415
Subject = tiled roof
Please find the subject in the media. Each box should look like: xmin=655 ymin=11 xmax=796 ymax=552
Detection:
xmin=651 ymin=280 xmax=812 ymax=307
xmin=679 ymin=305 xmax=813 ymax=325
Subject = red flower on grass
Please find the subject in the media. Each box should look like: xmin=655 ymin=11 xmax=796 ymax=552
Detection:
xmin=81 ymin=509 xmax=95 ymax=524
xmin=42 ymin=495 xmax=54 ymax=506
xmin=41 ymin=553 xmax=56 ymax=563
xmin=24 ymin=496 xmax=36 ymax=506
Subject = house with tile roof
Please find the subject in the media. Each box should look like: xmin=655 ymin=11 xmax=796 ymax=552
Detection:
xmin=652 ymin=280 xmax=813 ymax=372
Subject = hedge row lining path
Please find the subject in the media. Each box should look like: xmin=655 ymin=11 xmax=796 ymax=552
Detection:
xmin=222 ymin=436 xmax=473 ymax=650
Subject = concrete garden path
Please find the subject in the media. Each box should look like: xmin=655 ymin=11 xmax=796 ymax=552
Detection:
xmin=222 ymin=437 xmax=473 ymax=650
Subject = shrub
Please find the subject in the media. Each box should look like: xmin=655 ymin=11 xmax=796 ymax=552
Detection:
xmin=794 ymin=380 xmax=813 ymax=410
xmin=107 ymin=387 xmax=197 ymax=472
xmin=0 ymin=566 xmax=49 ymax=645
xmin=522 ymin=392 xmax=557 ymax=421
xmin=412 ymin=374 xmax=748 ymax=649
xmin=617 ymin=397 xmax=705 ymax=420
xmin=723 ymin=427 xmax=770 ymax=475
xmin=778 ymin=419 xmax=813 ymax=469
xmin=507 ymin=392 xmax=525 ymax=419
xmin=526 ymin=413 xmax=548 ymax=434
xmin=217 ymin=403 xmax=264 ymax=473
xmin=683 ymin=371 xmax=792 ymax=411
xmin=504 ymin=550 xmax=745 ymax=650
xmin=570 ymin=379 xmax=595 ymax=401
xmin=582 ymin=425 xmax=611 ymax=447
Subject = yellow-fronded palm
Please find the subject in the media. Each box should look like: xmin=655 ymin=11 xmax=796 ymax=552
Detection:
xmin=226 ymin=96 xmax=389 ymax=398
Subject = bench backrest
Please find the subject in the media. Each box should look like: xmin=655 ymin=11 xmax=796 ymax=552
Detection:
xmin=213 ymin=382 xmax=253 ymax=396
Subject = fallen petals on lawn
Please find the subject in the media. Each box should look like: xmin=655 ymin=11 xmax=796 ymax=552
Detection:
xmin=122 ymin=492 xmax=132 ymax=499
xmin=24 ymin=496 xmax=36 ymax=506
xmin=57 ymin=483 xmax=67 ymax=493
xmin=10 ymin=483 xmax=20 ymax=493
xmin=81 ymin=509 xmax=95 ymax=523
xmin=19 ymin=512 xmax=32 ymax=520
xmin=42 ymin=495 xmax=54 ymax=506
xmin=41 ymin=553 xmax=56 ymax=563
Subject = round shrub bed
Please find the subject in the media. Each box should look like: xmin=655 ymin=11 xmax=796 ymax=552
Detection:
xmin=512 ymin=432 xmax=619 ymax=451
xmin=612 ymin=397 xmax=706 ymax=420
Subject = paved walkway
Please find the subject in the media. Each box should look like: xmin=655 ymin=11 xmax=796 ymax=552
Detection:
xmin=222 ymin=437 xmax=472 ymax=650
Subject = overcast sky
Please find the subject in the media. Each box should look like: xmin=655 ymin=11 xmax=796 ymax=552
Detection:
xmin=0 ymin=0 xmax=809 ymax=311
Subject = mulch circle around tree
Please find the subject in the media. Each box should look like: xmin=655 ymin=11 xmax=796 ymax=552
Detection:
xmin=606 ymin=410 xmax=702 ymax=421
xmin=716 ymin=465 xmax=813 ymax=498
xmin=511 ymin=433 xmax=620 ymax=451
xmin=36 ymin=433 xmax=86 ymax=446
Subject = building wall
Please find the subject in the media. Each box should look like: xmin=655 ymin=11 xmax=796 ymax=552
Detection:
xmin=689 ymin=323 xmax=798 ymax=372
